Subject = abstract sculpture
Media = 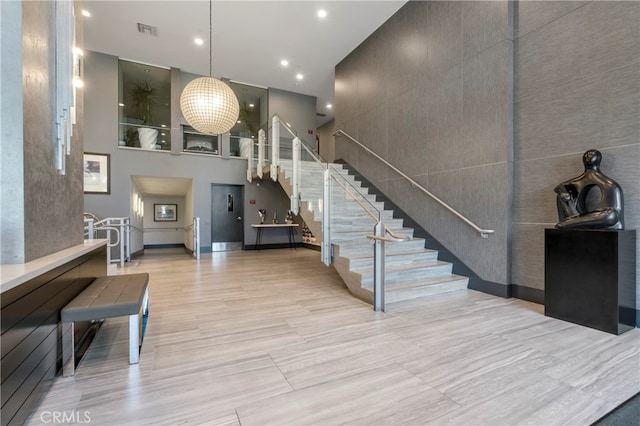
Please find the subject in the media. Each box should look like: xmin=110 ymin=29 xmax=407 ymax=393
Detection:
xmin=554 ymin=149 xmax=624 ymax=230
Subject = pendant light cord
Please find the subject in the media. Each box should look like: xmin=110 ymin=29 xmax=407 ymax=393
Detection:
xmin=209 ymin=0 xmax=212 ymax=77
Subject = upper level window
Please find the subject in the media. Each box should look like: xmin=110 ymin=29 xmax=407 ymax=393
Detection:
xmin=118 ymin=60 xmax=171 ymax=151
xmin=228 ymin=81 xmax=266 ymax=158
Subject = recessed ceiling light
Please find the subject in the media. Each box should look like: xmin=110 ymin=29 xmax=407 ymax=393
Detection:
xmin=248 ymin=103 xmax=255 ymax=108
xmin=280 ymin=59 xmax=289 ymax=67
xmin=194 ymin=37 xmax=204 ymax=46
xmin=296 ymin=73 xmax=304 ymax=80
xmin=317 ymin=10 xmax=327 ymax=19
xmin=118 ymin=103 xmax=125 ymax=107
xmin=81 ymin=9 xmax=91 ymax=17
xmin=237 ymin=120 xmax=242 ymax=124
xmin=326 ymin=104 xmax=333 ymax=109
xmin=144 ymin=68 xmax=150 ymax=73
xmin=161 ymin=124 xmax=167 ymax=128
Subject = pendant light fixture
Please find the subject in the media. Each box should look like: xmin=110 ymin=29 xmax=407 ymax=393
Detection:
xmin=180 ymin=0 xmax=239 ymax=135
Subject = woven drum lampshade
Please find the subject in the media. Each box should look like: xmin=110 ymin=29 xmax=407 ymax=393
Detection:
xmin=180 ymin=76 xmax=239 ymax=135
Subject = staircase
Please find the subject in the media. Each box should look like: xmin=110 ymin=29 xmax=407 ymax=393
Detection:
xmin=276 ymin=159 xmax=469 ymax=306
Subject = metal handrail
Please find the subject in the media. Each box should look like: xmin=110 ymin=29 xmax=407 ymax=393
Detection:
xmin=366 ymin=234 xmax=407 ymax=243
xmin=330 ymin=173 xmax=409 ymax=242
xmin=333 ymin=129 xmax=495 ymax=238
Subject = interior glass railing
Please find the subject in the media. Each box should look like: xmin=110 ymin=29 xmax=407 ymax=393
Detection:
xmin=254 ymin=114 xmax=406 ymax=311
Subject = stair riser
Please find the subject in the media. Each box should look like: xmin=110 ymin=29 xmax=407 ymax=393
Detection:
xmin=331 ymin=228 xmax=414 ymax=242
xmin=301 ymin=193 xmax=377 ymax=204
xmin=280 ymin=171 xmax=355 ymax=181
xmin=364 ymin=278 xmax=469 ymax=303
xmin=331 ymin=219 xmax=404 ymax=232
xmin=310 ymin=201 xmax=386 ymax=211
xmin=334 ymin=239 xmax=426 ymax=255
xmin=344 ymin=252 xmax=439 ymax=270
xmin=359 ymin=263 xmax=453 ymax=287
xmin=323 ymin=210 xmax=395 ymax=221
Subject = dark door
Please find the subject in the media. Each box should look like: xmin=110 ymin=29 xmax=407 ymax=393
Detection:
xmin=211 ymin=184 xmax=244 ymax=251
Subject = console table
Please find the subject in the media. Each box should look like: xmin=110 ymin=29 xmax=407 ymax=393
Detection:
xmin=252 ymin=223 xmax=299 ymax=250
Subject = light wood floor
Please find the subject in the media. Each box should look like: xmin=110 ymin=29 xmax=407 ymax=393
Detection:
xmin=27 ymin=248 xmax=639 ymax=425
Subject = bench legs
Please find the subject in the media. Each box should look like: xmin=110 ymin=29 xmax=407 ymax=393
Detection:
xmin=129 ymin=287 xmax=149 ymax=364
xmin=62 ymin=321 xmax=75 ymax=377
xmin=129 ymin=314 xmax=140 ymax=364
xmin=61 ymin=287 xmax=149 ymax=375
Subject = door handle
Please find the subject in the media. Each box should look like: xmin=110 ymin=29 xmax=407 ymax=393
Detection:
xmin=236 ymin=216 xmax=243 ymax=221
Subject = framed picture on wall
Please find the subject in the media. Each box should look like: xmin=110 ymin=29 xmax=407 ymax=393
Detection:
xmin=83 ymin=152 xmax=110 ymax=194
xmin=154 ymin=204 xmax=177 ymax=222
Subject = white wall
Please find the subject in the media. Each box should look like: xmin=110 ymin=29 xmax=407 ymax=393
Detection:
xmin=268 ymin=88 xmax=318 ymax=147
xmin=129 ymin=178 xmax=144 ymax=253
xmin=143 ymin=196 xmax=185 ymax=246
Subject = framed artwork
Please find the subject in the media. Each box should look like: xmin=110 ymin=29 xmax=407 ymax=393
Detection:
xmin=154 ymin=204 xmax=177 ymax=222
xmin=83 ymin=152 xmax=110 ymax=194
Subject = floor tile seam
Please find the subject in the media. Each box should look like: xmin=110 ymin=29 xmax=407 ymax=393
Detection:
xmin=401 ymin=331 xmax=496 ymax=352
xmin=266 ymin=358 xmax=401 ymax=395
xmin=420 ymin=347 xmax=564 ymax=393
xmin=535 ymin=367 xmax=618 ymax=406
xmin=196 ymin=328 xmax=306 ymax=347
xmin=431 ymin=369 xmax=570 ymax=419
xmin=404 ymin=364 xmax=464 ymax=423
xmin=545 ymin=352 xmax=640 ymax=392
xmin=149 ymin=354 xmax=282 ymax=382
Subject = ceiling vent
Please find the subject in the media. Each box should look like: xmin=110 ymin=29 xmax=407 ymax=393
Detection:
xmin=137 ymin=23 xmax=158 ymax=37
xmin=316 ymin=112 xmax=327 ymax=117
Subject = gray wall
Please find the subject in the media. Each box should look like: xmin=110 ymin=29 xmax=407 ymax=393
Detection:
xmin=269 ymin=88 xmax=318 ymax=147
xmin=512 ymin=1 xmax=640 ymax=300
xmin=1 ymin=0 xmax=84 ymax=263
xmin=318 ymin=119 xmax=335 ymax=162
xmin=335 ymin=0 xmax=639 ymax=305
xmin=335 ymin=0 xmax=513 ymax=289
xmin=83 ymin=51 xmax=295 ymax=249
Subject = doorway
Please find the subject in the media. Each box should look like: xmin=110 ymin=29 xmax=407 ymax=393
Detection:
xmin=211 ymin=184 xmax=244 ymax=251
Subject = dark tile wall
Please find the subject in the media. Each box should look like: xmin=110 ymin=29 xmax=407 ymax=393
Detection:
xmin=335 ymin=0 xmax=513 ymax=286
xmin=335 ymin=0 xmax=638 ymax=305
xmin=513 ymin=1 xmax=640 ymax=302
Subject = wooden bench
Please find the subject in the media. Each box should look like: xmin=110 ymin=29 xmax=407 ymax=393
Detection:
xmin=61 ymin=273 xmax=149 ymax=377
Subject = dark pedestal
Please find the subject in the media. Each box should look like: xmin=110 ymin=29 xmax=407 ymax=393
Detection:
xmin=545 ymin=229 xmax=636 ymax=335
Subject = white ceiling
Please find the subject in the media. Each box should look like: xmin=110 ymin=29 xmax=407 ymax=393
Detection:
xmin=82 ymin=0 xmax=407 ymax=127
xmin=132 ymin=175 xmax=193 ymax=196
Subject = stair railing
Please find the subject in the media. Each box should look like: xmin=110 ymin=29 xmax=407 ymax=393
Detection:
xmin=257 ymin=129 xmax=266 ymax=179
xmin=84 ymin=216 xmax=129 ymax=267
xmin=267 ymin=115 xmax=410 ymax=311
xmin=185 ymin=217 xmax=201 ymax=260
xmin=334 ymin=129 xmax=495 ymax=239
